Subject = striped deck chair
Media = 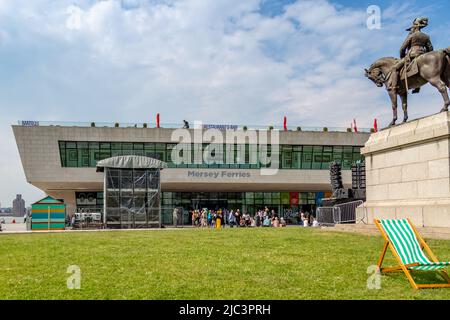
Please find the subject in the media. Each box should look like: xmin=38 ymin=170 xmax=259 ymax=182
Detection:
xmin=374 ymin=218 xmax=450 ymax=289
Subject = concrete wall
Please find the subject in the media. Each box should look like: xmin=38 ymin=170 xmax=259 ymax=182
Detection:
xmin=360 ymin=112 xmax=450 ymax=227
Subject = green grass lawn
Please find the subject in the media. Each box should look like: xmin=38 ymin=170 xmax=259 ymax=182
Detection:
xmin=1 ymin=228 xmax=450 ymax=300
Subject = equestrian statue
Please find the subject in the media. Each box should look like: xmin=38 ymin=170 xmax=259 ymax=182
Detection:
xmin=365 ymin=18 xmax=450 ymax=126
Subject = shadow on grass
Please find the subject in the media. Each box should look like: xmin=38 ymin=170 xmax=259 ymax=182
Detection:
xmin=381 ymin=270 xmax=450 ymax=286
xmin=409 ymin=271 xmax=450 ymax=285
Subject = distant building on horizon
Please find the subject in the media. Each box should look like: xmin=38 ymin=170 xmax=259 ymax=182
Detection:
xmin=0 ymin=207 xmax=12 ymax=215
xmin=12 ymin=194 xmax=26 ymax=217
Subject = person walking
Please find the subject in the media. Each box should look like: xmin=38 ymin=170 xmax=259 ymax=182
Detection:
xmin=216 ymin=210 xmax=222 ymax=229
xmin=255 ymin=212 xmax=261 ymax=227
xmin=172 ymin=207 xmax=179 ymax=227
xmin=201 ymin=209 xmax=207 ymax=227
xmin=207 ymin=210 xmax=212 ymax=227
xmin=235 ymin=209 xmax=241 ymax=228
xmin=228 ymin=210 xmax=236 ymax=228
xmin=223 ymin=209 xmax=228 ymax=226
xmin=191 ymin=210 xmax=196 ymax=227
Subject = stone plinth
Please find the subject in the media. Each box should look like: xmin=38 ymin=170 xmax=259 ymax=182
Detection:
xmin=359 ymin=112 xmax=450 ymax=228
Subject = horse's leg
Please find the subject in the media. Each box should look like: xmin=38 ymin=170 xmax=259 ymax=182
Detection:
xmin=428 ymin=78 xmax=450 ymax=112
xmin=400 ymin=92 xmax=408 ymax=122
xmin=388 ymin=90 xmax=398 ymax=126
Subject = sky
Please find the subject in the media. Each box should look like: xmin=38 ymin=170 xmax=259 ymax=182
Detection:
xmin=0 ymin=0 xmax=449 ymax=207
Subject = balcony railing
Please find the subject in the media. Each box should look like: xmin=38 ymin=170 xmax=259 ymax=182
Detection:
xmin=17 ymin=120 xmax=372 ymax=133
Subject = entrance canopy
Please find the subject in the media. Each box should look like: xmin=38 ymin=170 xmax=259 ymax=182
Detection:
xmin=96 ymin=155 xmax=167 ymax=229
xmin=96 ymin=155 xmax=167 ymax=172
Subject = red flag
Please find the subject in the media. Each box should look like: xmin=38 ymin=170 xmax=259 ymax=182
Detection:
xmin=373 ymin=118 xmax=378 ymax=132
xmin=353 ymin=119 xmax=358 ymax=133
xmin=283 ymin=116 xmax=287 ymax=131
xmin=156 ymin=113 xmax=160 ymax=128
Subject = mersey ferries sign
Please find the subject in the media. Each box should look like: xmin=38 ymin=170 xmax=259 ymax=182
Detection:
xmin=187 ymin=170 xmax=251 ymax=179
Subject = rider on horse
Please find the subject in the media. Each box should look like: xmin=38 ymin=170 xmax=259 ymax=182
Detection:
xmin=388 ymin=17 xmax=434 ymax=93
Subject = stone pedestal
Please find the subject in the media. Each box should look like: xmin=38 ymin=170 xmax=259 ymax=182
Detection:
xmin=359 ymin=112 xmax=450 ymax=228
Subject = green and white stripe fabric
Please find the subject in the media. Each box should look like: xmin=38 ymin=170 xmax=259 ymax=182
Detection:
xmin=380 ymin=219 xmax=450 ymax=271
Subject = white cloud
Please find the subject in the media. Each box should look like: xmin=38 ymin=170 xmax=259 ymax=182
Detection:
xmin=0 ymin=0 xmax=448 ymax=205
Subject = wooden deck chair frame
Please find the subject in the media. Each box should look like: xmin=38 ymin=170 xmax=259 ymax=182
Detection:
xmin=374 ymin=218 xmax=450 ymax=289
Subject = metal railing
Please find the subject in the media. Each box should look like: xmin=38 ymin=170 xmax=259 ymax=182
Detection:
xmin=316 ymin=207 xmax=336 ymax=226
xmin=316 ymin=200 xmax=364 ymax=226
xmin=17 ymin=120 xmax=373 ymax=133
xmin=333 ymin=200 xmax=364 ymax=224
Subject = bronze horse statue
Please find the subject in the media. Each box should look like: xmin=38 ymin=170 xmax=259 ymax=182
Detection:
xmin=365 ymin=48 xmax=450 ymax=126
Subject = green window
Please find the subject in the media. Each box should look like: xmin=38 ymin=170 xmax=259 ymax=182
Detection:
xmin=353 ymin=147 xmax=362 ymax=163
xmin=282 ymin=146 xmax=292 ymax=169
xmin=302 ymin=146 xmax=313 ymax=169
xmin=312 ymin=146 xmax=323 ymax=169
xmin=271 ymin=192 xmax=280 ymax=205
xmin=292 ymin=146 xmax=302 ymax=169
xmin=99 ymin=143 xmax=111 ymax=163
xmin=58 ymin=141 xmax=364 ymax=170
xmin=322 ymin=146 xmax=333 ymax=170
xmin=299 ymin=192 xmax=308 ymax=205
xmin=66 ymin=148 xmax=78 ymax=167
xmin=132 ymin=143 xmax=143 ymax=156
xmin=77 ymin=142 xmax=89 ymax=167
xmin=332 ymin=146 xmax=343 ymax=164
xmin=59 ymin=142 xmax=66 ymax=166
xmin=342 ymin=146 xmax=353 ymax=169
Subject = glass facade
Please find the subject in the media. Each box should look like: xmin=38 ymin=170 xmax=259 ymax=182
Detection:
xmin=59 ymin=141 xmax=363 ymax=170
xmin=75 ymin=191 xmax=326 ymax=225
xmin=161 ymin=191 xmax=324 ymax=225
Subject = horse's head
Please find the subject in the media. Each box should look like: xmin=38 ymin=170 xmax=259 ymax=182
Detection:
xmin=365 ymin=67 xmax=385 ymax=87
xmin=365 ymin=57 xmax=397 ymax=88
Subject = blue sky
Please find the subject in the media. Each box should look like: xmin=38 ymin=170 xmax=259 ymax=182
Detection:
xmin=0 ymin=0 xmax=449 ymax=205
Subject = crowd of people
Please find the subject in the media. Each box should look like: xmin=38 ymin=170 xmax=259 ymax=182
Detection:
xmin=187 ymin=207 xmax=319 ymax=228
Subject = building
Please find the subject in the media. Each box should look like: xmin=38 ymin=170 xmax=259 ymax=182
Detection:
xmin=12 ymin=194 xmax=26 ymax=217
xmin=0 ymin=207 xmax=12 ymax=214
xmin=13 ymin=121 xmax=370 ymax=226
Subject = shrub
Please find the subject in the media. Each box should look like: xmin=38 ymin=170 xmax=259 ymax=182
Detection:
xmin=323 ymin=127 xmax=328 ymax=132
xmin=90 ymin=122 xmax=96 ymax=127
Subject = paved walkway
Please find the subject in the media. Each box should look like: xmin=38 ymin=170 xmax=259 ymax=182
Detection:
xmin=0 ymin=223 xmax=27 ymax=233
xmin=5 ymin=223 xmax=448 ymax=240
xmin=321 ymin=223 xmax=450 ymax=240
xmin=0 ymin=225 xmax=201 ymax=235
xmin=0 ymin=225 xmax=301 ymax=235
